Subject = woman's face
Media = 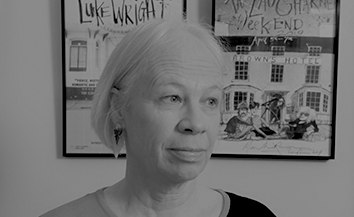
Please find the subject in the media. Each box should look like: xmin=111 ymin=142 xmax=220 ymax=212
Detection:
xmin=121 ymin=38 xmax=223 ymax=184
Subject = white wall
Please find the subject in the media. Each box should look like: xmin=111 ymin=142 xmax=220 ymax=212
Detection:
xmin=0 ymin=1 xmax=353 ymax=217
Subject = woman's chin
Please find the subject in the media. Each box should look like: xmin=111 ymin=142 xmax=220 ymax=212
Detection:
xmin=162 ymin=155 xmax=209 ymax=183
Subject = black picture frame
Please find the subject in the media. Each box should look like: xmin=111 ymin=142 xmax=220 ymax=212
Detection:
xmin=211 ymin=0 xmax=339 ymax=159
xmin=62 ymin=0 xmax=187 ymax=157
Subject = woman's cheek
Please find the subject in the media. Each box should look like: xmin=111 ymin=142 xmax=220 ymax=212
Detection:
xmin=208 ymin=116 xmax=221 ymax=141
xmin=145 ymin=109 xmax=177 ymax=134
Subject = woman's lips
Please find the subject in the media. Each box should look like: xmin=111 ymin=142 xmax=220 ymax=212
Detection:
xmin=168 ymin=148 xmax=205 ymax=162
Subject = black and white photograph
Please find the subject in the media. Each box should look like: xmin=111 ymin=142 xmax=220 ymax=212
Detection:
xmin=4 ymin=1 xmax=354 ymax=217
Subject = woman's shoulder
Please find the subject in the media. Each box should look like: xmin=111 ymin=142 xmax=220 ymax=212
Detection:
xmin=223 ymin=190 xmax=276 ymax=216
xmin=39 ymin=189 xmax=108 ymax=217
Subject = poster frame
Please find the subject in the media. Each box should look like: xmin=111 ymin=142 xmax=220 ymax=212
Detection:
xmin=62 ymin=0 xmax=187 ymax=158
xmin=211 ymin=0 xmax=339 ymax=160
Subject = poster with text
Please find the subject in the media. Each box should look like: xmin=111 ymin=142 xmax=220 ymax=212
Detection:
xmin=212 ymin=0 xmax=339 ymax=159
xmin=63 ymin=0 xmax=185 ymax=156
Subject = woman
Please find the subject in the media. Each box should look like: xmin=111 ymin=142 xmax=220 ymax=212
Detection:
xmin=41 ymin=19 xmax=276 ymax=217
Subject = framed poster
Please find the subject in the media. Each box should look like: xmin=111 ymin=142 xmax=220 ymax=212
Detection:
xmin=212 ymin=0 xmax=339 ymax=159
xmin=62 ymin=0 xmax=186 ymax=157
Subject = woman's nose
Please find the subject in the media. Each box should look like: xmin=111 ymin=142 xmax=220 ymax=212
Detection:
xmin=177 ymin=104 xmax=206 ymax=135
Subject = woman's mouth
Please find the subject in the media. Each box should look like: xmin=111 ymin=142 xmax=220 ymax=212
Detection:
xmin=168 ymin=148 xmax=205 ymax=162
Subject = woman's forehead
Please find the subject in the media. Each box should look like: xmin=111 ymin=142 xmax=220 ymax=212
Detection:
xmin=155 ymin=69 xmax=221 ymax=84
xmin=143 ymin=43 xmax=221 ymax=79
xmin=130 ymin=32 xmax=224 ymax=91
xmin=150 ymin=43 xmax=221 ymax=73
xmin=141 ymin=65 xmax=222 ymax=94
xmin=150 ymin=32 xmax=220 ymax=68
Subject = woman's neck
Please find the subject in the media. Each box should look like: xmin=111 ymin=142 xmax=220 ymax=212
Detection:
xmin=104 ymin=177 xmax=203 ymax=217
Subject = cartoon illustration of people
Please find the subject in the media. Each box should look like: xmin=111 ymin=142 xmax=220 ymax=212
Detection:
xmin=224 ymin=101 xmax=253 ymax=140
xmin=279 ymin=106 xmax=320 ymax=140
xmin=249 ymin=101 xmax=277 ymax=139
xmin=223 ymin=101 xmax=326 ymax=142
xmin=269 ymin=96 xmax=285 ymax=124
xmin=261 ymin=94 xmax=285 ymax=126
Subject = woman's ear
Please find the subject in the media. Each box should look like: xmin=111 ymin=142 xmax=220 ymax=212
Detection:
xmin=110 ymin=88 xmax=126 ymax=127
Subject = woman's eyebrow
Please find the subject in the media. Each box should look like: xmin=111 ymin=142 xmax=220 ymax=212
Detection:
xmin=207 ymin=84 xmax=222 ymax=91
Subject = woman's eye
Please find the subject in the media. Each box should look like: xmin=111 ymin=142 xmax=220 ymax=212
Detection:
xmin=206 ymin=98 xmax=218 ymax=108
xmin=162 ymin=95 xmax=182 ymax=104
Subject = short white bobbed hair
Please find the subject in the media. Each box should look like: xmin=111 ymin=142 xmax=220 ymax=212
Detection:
xmin=297 ymin=106 xmax=317 ymax=123
xmin=91 ymin=19 xmax=228 ymax=151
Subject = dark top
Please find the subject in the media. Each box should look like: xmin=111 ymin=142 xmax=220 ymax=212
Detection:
xmin=225 ymin=191 xmax=276 ymax=216
xmin=39 ymin=188 xmax=276 ymax=217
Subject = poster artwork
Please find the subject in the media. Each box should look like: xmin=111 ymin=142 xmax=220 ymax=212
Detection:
xmin=63 ymin=0 xmax=184 ymax=155
xmin=213 ymin=0 xmax=337 ymax=158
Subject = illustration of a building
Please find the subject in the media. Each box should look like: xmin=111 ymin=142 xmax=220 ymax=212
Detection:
xmin=64 ymin=0 xmax=183 ymax=100
xmin=221 ymin=37 xmax=334 ymax=126
xmin=64 ymin=23 xmax=123 ymax=100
